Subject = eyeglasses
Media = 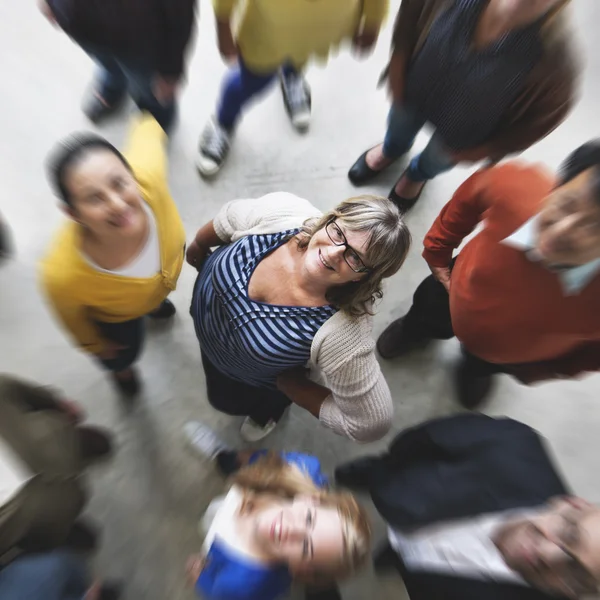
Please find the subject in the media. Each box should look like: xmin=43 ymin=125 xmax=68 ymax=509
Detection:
xmin=324 ymin=219 xmax=370 ymax=273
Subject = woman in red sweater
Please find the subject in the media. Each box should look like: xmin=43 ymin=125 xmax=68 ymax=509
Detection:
xmin=377 ymin=141 xmax=600 ymax=408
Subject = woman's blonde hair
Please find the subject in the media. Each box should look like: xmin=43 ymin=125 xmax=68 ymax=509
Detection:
xmin=233 ymin=453 xmax=372 ymax=583
xmin=295 ymin=195 xmax=411 ymax=317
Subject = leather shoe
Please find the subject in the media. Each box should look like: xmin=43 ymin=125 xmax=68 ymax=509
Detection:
xmin=454 ymin=358 xmax=495 ymax=409
xmin=348 ymin=147 xmax=398 ymax=186
xmin=377 ymin=316 xmax=431 ymax=359
xmin=388 ymin=171 xmax=428 ymax=213
xmin=78 ymin=426 xmax=113 ymax=462
xmin=148 ymin=299 xmax=176 ymax=319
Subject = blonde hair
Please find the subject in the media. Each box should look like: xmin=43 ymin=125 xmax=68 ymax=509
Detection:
xmin=232 ymin=453 xmax=371 ymax=583
xmin=295 ymin=195 xmax=411 ymax=317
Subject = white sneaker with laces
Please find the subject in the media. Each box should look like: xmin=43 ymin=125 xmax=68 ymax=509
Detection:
xmin=184 ymin=421 xmax=229 ymax=460
xmin=239 ymin=417 xmax=278 ymax=443
xmin=196 ymin=118 xmax=231 ymax=177
xmin=280 ymin=73 xmax=311 ymax=131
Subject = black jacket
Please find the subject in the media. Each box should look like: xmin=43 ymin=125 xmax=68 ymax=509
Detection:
xmin=339 ymin=414 xmax=569 ymax=600
xmin=49 ymin=0 xmax=197 ymax=78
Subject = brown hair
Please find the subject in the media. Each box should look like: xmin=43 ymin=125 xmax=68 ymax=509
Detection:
xmin=295 ymin=195 xmax=411 ymax=317
xmin=232 ymin=453 xmax=372 ymax=583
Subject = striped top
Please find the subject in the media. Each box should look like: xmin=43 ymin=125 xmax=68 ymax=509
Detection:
xmin=404 ymin=0 xmax=543 ymax=151
xmin=192 ymin=230 xmax=337 ymax=388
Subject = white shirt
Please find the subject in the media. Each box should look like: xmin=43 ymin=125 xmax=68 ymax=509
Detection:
xmin=0 ymin=437 xmax=32 ymax=507
xmin=388 ymin=511 xmax=535 ymax=586
xmin=84 ymin=203 xmax=161 ymax=278
xmin=501 ymin=216 xmax=600 ymax=295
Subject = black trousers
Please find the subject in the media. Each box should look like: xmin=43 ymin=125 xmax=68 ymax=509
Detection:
xmin=404 ymin=267 xmax=508 ymax=377
xmin=201 ymin=352 xmax=291 ymax=426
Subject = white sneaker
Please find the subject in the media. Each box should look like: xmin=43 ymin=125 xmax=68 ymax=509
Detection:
xmin=184 ymin=421 xmax=229 ymax=460
xmin=280 ymin=72 xmax=311 ymax=132
xmin=240 ymin=418 xmax=278 ymax=443
xmin=196 ymin=118 xmax=231 ymax=177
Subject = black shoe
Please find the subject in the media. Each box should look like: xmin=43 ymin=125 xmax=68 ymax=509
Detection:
xmin=454 ymin=358 xmax=495 ymax=410
xmin=78 ymin=426 xmax=113 ymax=462
xmin=373 ymin=542 xmax=402 ymax=574
xmin=64 ymin=520 xmax=99 ymax=552
xmin=0 ymin=218 xmax=12 ymax=258
xmin=148 ymin=299 xmax=176 ymax=319
xmin=111 ymin=368 xmax=141 ymax=397
xmin=99 ymin=582 xmax=123 ymax=600
xmin=82 ymin=89 xmax=126 ymax=125
xmin=334 ymin=457 xmax=379 ymax=491
xmin=388 ymin=170 xmax=428 ymax=213
xmin=348 ymin=146 xmax=398 ymax=186
xmin=377 ymin=317 xmax=431 ymax=359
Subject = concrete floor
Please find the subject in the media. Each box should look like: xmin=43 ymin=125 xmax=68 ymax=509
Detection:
xmin=1 ymin=1 xmax=600 ymax=598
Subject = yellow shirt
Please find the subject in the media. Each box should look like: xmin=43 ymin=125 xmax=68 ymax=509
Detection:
xmin=213 ymin=0 xmax=388 ymax=72
xmin=40 ymin=115 xmax=186 ymax=356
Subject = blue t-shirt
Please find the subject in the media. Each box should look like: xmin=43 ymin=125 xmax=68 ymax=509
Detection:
xmin=196 ymin=452 xmax=327 ymax=600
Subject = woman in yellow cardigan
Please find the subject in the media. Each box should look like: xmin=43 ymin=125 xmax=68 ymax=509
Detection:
xmin=40 ymin=115 xmax=186 ymax=396
xmin=196 ymin=0 xmax=388 ymax=177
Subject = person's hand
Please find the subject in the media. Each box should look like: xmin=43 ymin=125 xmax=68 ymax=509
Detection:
xmin=153 ymin=75 xmax=179 ymax=105
xmin=429 ymin=264 xmax=452 ymax=293
xmin=186 ymin=241 xmax=209 ymax=271
xmin=507 ymin=364 xmax=563 ymax=386
xmin=352 ymin=29 xmax=379 ymax=57
xmin=186 ymin=554 xmax=206 ymax=586
xmin=38 ymin=0 xmax=57 ymax=24
xmin=387 ymin=51 xmax=406 ymax=104
xmin=55 ymin=398 xmax=85 ymax=424
xmin=216 ymin=21 xmax=237 ymax=63
xmin=96 ymin=341 xmax=126 ymax=362
xmin=276 ymin=366 xmax=310 ymax=393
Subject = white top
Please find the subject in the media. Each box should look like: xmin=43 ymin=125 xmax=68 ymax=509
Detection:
xmin=501 ymin=215 xmax=600 ymax=295
xmin=388 ymin=511 xmax=535 ymax=585
xmin=0 ymin=437 xmax=32 ymax=507
xmin=212 ymin=192 xmax=393 ymax=443
xmin=201 ymin=486 xmax=265 ymax=564
xmin=84 ymin=203 xmax=161 ymax=278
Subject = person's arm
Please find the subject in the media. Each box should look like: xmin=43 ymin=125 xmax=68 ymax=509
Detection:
xmin=483 ymin=48 xmax=579 ymax=159
xmin=186 ymin=220 xmax=225 ymax=269
xmin=422 ymin=168 xmax=493 ymax=269
xmin=306 ymin=316 xmax=393 ymax=443
xmin=212 ymin=0 xmax=239 ymax=61
xmin=276 ymin=369 xmax=330 ymax=418
xmin=123 ymin=114 xmax=168 ymax=196
xmin=353 ymin=0 xmax=388 ymax=53
xmin=0 ymin=376 xmax=61 ymax=412
xmin=156 ymin=0 xmax=198 ymax=81
xmin=41 ymin=270 xmax=107 ymax=356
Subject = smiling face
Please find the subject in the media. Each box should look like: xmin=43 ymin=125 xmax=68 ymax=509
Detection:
xmin=63 ymin=149 xmax=145 ymax=239
xmin=251 ymin=496 xmax=346 ymax=575
xmin=535 ymin=170 xmax=600 ymax=266
xmin=494 ymin=497 xmax=600 ymax=597
xmin=302 ymin=220 xmax=371 ymax=288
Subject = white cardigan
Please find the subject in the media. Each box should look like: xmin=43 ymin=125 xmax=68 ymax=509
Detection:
xmin=212 ymin=192 xmax=393 ymax=443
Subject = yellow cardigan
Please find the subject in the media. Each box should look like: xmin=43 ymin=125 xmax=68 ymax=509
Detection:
xmin=213 ymin=0 xmax=388 ymax=73
xmin=40 ymin=116 xmax=186 ymax=356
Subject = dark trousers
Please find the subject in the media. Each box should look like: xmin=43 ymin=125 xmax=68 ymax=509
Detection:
xmin=404 ymin=267 xmax=507 ymax=377
xmin=201 ymin=352 xmax=291 ymax=427
xmin=96 ymin=318 xmax=145 ymax=373
xmin=80 ymin=43 xmax=176 ymax=131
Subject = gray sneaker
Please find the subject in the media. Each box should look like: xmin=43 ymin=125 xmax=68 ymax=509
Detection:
xmin=196 ymin=118 xmax=231 ymax=177
xmin=280 ymin=72 xmax=311 ymax=132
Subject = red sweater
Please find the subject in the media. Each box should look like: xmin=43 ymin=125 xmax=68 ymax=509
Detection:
xmin=423 ymin=162 xmax=600 ymax=382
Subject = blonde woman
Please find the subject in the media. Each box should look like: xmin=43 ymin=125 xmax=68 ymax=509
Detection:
xmin=186 ymin=193 xmax=411 ymax=442
xmin=185 ymin=423 xmax=371 ymax=600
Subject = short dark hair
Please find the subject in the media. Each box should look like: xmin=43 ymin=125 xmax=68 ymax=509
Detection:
xmin=46 ymin=134 xmax=131 ymax=207
xmin=558 ymin=141 xmax=600 ymax=205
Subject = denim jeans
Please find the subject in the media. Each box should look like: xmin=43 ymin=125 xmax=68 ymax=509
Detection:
xmin=81 ymin=44 xmax=176 ymax=131
xmin=0 ymin=551 xmax=89 ymax=600
xmin=383 ymin=103 xmax=456 ymax=182
xmin=217 ymin=59 xmax=298 ymax=130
